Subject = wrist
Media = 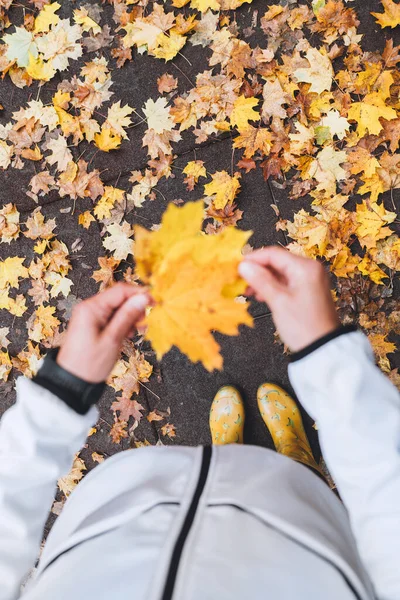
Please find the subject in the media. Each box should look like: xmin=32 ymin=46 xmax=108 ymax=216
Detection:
xmin=33 ymin=348 xmax=105 ymax=415
xmin=290 ymin=325 xmax=357 ymax=362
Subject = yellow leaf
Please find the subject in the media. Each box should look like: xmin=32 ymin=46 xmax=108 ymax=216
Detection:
xmin=78 ymin=211 xmax=96 ymax=229
xmin=20 ymin=145 xmax=43 ymax=161
xmin=34 ymin=2 xmax=60 ymax=33
xmin=29 ymin=304 xmax=60 ymax=343
xmin=152 ymin=32 xmax=187 ymax=61
xmin=134 ymin=201 xmax=253 ymax=371
xmin=233 ymin=126 xmax=273 ymax=158
xmin=372 ymin=0 xmax=400 ymax=28
xmin=355 ymin=200 xmax=396 ymax=248
xmin=94 ymin=127 xmax=122 ymax=151
xmin=182 ymin=161 xmax=207 ymax=190
xmin=103 ymin=221 xmax=134 ymax=260
xmin=58 ymin=454 xmax=86 ymax=496
xmin=0 ymin=203 xmax=20 ymax=243
xmin=190 ymin=0 xmax=220 ymax=12
xmin=204 ymin=171 xmax=241 ymax=210
xmin=230 ymin=96 xmax=259 ymax=131
xmin=358 ymin=173 xmax=385 ymax=202
xmin=94 ymin=186 xmax=125 ymax=220
xmin=26 ymin=53 xmax=55 ymax=81
xmin=0 ymin=351 xmax=12 ymax=382
xmin=347 ymin=93 xmax=397 ymax=137
xmin=357 ymin=255 xmax=388 ymax=284
xmin=73 ymin=8 xmax=102 ymax=34
xmin=9 ymin=294 xmax=27 ymax=317
xmin=0 ymin=257 xmax=28 ymax=289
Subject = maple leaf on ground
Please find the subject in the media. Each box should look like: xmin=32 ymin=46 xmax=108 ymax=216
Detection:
xmin=229 ymin=95 xmax=259 ymax=131
xmin=34 ymin=2 xmax=60 ymax=33
xmin=161 ymin=423 xmax=176 ymax=439
xmin=355 ymin=201 xmax=396 ymax=249
xmin=78 ymin=211 xmax=95 ymax=229
xmin=233 ymin=126 xmax=272 ymax=158
xmin=0 ymin=352 xmax=12 ymax=382
xmin=293 ymin=47 xmax=333 ymax=94
xmin=372 ymin=0 xmax=400 ymax=28
xmin=105 ymin=101 xmax=134 ymax=139
xmin=0 ymin=327 xmax=11 ymax=350
xmin=29 ymin=170 xmax=55 ymax=195
xmin=368 ymin=332 xmax=396 ymax=372
xmin=0 ymin=203 xmax=20 ymax=243
xmin=109 ymin=419 xmax=128 ymax=444
xmin=0 ymin=256 xmax=28 ymax=289
xmin=261 ymin=78 xmax=290 ymax=121
xmin=92 ymin=256 xmax=120 ymax=290
xmin=3 ymin=27 xmax=38 ymax=67
xmin=92 ymin=452 xmax=104 ymax=464
xmin=157 ymin=73 xmax=178 ymax=94
xmin=143 ymin=97 xmax=174 ymax=133
xmin=102 ymin=221 xmax=134 ymax=261
xmin=94 ymin=126 xmax=122 ymax=151
xmin=24 ymin=208 xmax=56 ymax=240
xmin=182 ymin=160 xmax=207 ymax=191
xmin=347 ymin=93 xmax=397 ymax=137
xmin=112 ymin=397 xmax=145 ymax=423
xmin=94 ymin=186 xmax=125 ymax=220
xmin=11 ymin=340 xmax=42 ymax=378
xmin=134 ymin=201 xmax=253 ymax=371
xmin=45 ymin=135 xmax=73 ymax=172
xmin=58 ymin=454 xmax=86 ymax=496
xmin=0 ymin=141 xmax=14 ymax=170
xmin=204 ymin=171 xmax=241 ymax=210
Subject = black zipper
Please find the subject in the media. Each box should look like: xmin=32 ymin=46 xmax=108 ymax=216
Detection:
xmin=161 ymin=445 xmax=212 ymax=600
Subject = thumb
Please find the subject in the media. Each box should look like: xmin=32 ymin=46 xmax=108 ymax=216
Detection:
xmin=239 ymin=261 xmax=282 ymax=307
xmin=105 ymin=293 xmax=149 ymax=343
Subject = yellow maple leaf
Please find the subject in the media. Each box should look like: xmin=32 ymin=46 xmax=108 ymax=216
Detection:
xmin=152 ymin=32 xmax=187 ymax=61
xmin=368 ymin=333 xmax=396 ymax=373
xmin=0 ymin=351 xmax=12 ymax=382
xmin=190 ymin=0 xmax=220 ymax=12
xmin=358 ymin=173 xmax=385 ymax=202
xmin=9 ymin=295 xmax=27 ymax=317
xmin=26 ymin=53 xmax=55 ymax=81
xmin=372 ymin=0 xmax=400 ymax=28
xmin=94 ymin=127 xmax=122 ymax=151
xmin=233 ymin=126 xmax=273 ymax=158
xmin=230 ymin=96 xmax=259 ymax=131
xmin=0 ymin=257 xmax=28 ymax=289
xmin=73 ymin=8 xmax=102 ymax=34
xmin=94 ymin=186 xmax=125 ymax=220
xmin=347 ymin=93 xmax=397 ymax=137
xmin=0 ymin=203 xmax=20 ymax=243
xmin=357 ymin=255 xmax=388 ymax=284
xmin=78 ymin=211 xmax=95 ymax=229
xmin=34 ymin=2 xmax=60 ymax=33
xmin=58 ymin=454 xmax=86 ymax=496
xmin=134 ymin=201 xmax=253 ymax=370
xmin=204 ymin=171 xmax=241 ymax=210
xmin=355 ymin=200 xmax=396 ymax=248
xmin=29 ymin=304 xmax=60 ymax=343
xmin=182 ymin=160 xmax=207 ymax=190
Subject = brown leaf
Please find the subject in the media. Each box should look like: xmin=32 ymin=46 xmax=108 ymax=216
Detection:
xmin=111 ymin=397 xmax=145 ymax=423
xmin=109 ymin=419 xmax=128 ymax=444
xmin=157 ymin=73 xmax=178 ymax=94
xmin=161 ymin=423 xmax=176 ymax=439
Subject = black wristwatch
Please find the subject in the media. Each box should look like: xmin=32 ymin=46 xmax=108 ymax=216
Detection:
xmin=33 ymin=348 xmax=105 ymax=415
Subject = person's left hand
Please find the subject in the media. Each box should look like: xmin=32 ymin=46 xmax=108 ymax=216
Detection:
xmin=57 ymin=283 xmax=149 ymax=383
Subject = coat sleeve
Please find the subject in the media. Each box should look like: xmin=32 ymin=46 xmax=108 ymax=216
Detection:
xmin=289 ymin=330 xmax=400 ymax=600
xmin=0 ymin=377 xmax=97 ymax=600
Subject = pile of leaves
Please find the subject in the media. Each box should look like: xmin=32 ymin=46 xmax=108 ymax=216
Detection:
xmin=0 ymin=0 xmax=399 ymax=497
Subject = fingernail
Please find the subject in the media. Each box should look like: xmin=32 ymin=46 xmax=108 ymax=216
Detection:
xmin=126 ymin=293 xmax=148 ymax=310
xmin=238 ymin=261 xmax=256 ymax=279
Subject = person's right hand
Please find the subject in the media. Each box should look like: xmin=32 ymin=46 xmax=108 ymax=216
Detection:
xmin=238 ymin=247 xmax=340 ymax=352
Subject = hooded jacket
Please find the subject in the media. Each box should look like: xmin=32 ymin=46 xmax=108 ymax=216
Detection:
xmin=0 ymin=330 xmax=399 ymax=600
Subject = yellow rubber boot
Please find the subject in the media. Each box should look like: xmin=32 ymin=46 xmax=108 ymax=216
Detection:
xmin=257 ymin=383 xmax=321 ymax=473
xmin=210 ymin=386 xmax=245 ymax=445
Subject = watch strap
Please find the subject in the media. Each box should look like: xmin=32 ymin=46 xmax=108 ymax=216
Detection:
xmin=33 ymin=348 xmax=105 ymax=415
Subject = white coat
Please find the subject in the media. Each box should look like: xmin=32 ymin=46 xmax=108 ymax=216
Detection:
xmin=0 ymin=331 xmax=399 ymax=600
